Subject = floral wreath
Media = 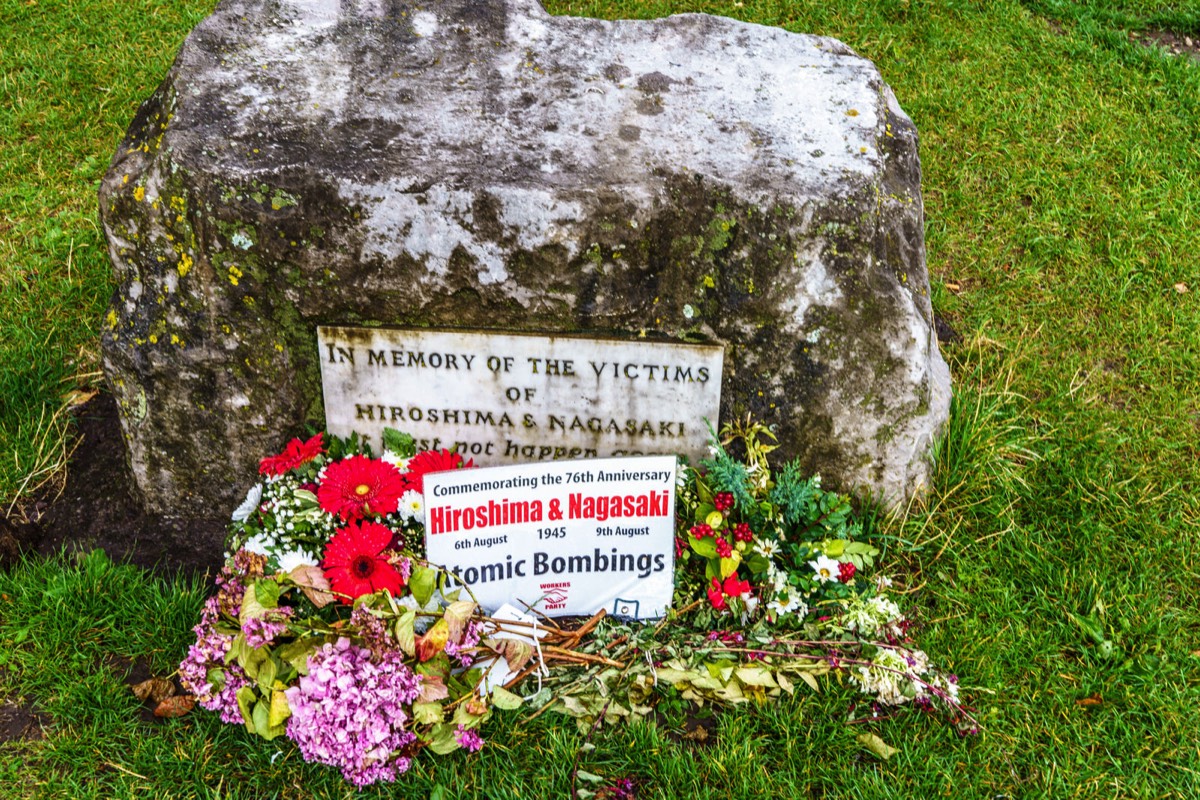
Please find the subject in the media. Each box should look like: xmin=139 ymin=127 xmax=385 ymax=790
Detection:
xmin=177 ymin=422 xmax=974 ymax=787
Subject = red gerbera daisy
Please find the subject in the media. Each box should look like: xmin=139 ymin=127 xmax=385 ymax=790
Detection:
xmin=259 ymin=433 xmax=325 ymax=477
xmin=317 ymin=455 xmax=406 ymax=521
xmin=322 ymin=520 xmax=406 ymax=603
xmin=402 ymin=448 xmax=475 ymax=493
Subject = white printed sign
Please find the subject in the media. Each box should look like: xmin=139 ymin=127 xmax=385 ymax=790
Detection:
xmin=423 ymin=456 xmax=677 ymax=619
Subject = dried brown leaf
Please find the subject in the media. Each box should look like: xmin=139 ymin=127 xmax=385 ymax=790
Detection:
xmin=153 ymin=695 xmax=195 ymax=718
xmin=492 ymin=638 xmax=534 ymax=673
xmin=132 ymin=677 xmax=175 ymax=703
xmin=289 ymin=564 xmax=334 ymax=607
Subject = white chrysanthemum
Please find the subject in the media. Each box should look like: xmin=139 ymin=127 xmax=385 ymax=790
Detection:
xmin=231 ymin=484 xmax=263 ymax=522
xmin=381 ymin=451 xmax=410 ymax=470
xmin=397 ymin=490 xmax=424 ymax=521
xmin=241 ymin=532 xmax=273 ymax=557
xmin=808 ymin=554 xmax=840 ymax=582
xmin=276 ymin=549 xmax=318 ymax=575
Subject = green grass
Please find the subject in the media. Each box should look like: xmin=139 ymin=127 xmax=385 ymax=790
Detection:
xmin=4 ymin=0 xmax=1200 ymax=797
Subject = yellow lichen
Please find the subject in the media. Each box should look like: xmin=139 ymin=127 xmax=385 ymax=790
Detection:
xmin=106 ymin=309 xmax=118 ymax=329
xmin=178 ymin=253 xmax=193 ymax=277
xmin=148 ymin=334 xmax=158 ymax=344
xmin=133 ymin=186 xmax=146 ymax=202
xmin=228 ymin=264 xmax=243 ymax=286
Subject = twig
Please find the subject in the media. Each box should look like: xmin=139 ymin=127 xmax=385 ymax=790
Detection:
xmin=570 ymin=698 xmax=613 ymax=799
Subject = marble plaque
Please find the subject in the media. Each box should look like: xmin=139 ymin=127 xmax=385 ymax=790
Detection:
xmin=318 ymin=326 xmax=723 ymax=464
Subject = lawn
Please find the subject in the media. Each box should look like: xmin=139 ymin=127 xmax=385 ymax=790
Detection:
xmin=2 ymin=0 xmax=1199 ymax=797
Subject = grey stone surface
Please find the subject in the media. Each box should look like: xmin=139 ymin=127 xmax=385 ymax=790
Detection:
xmin=99 ymin=0 xmax=950 ymax=518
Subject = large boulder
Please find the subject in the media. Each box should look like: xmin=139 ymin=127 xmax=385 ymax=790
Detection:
xmin=99 ymin=0 xmax=949 ymax=519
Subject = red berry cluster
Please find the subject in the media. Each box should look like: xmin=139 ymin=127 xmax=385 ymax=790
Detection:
xmin=713 ymin=492 xmax=735 ymax=512
xmin=732 ymin=522 xmax=754 ymax=543
xmin=716 ymin=537 xmax=733 ymax=558
xmin=838 ymin=561 xmax=857 ymax=583
xmin=690 ymin=524 xmax=714 ymax=539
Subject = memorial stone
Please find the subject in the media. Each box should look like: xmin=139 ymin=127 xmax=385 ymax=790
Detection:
xmin=99 ymin=0 xmax=950 ymax=525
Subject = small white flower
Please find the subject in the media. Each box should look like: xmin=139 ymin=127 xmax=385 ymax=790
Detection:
xmin=675 ymin=461 xmax=690 ymax=489
xmin=875 ymin=574 xmax=894 ymax=591
xmin=768 ymin=593 xmax=808 ymax=618
xmin=381 ymin=451 xmax=410 ymax=470
xmin=231 ymin=484 xmax=263 ymax=522
xmin=809 ymin=554 xmax=840 ymax=583
xmin=397 ymin=490 xmax=424 ymax=521
xmin=754 ymin=539 xmax=780 ymax=559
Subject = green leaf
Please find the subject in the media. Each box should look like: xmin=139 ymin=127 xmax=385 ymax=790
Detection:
xmin=254 ymin=578 xmax=281 ymax=608
xmin=689 ymin=535 xmax=718 ymax=558
xmin=857 ymin=732 xmax=899 ymax=760
xmin=412 ymin=701 xmax=445 ymax=725
xmin=719 ymin=551 xmax=741 ymax=578
xmin=292 ymin=489 xmax=319 ymax=507
xmin=575 ymin=770 xmax=605 ymax=784
xmin=491 ymin=686 xmax=524 ymax=710
xmin=427 ymin=722 xmax=461 ymax=755
xmin=239 ymin=643 xmax=268 ymax=680
xmin=735 ymin=666 xmax=778 ymax=688
xmin=267 ymin=690 xmax=291 ymax=727
xmin=252 ymin=699 xmax=285 ymax=740
xmin=410 ymin=566 xmax=438 ymax=607
xmin=795 ymin=671 xmax=820 ymax=692
xmin=257 ymin=656 xmax=278 ymax=693
xmin=236 ymin=686 xmax=258 ymax=732
xmin=239 ymin=583 xmax=269 ymax=623
xmin=383 ymin=427 xmax=416 ymax=457
xmin=452 ymin=702 xmax=490 ymax=727
xmin=394 ymin=608 xmax=416 ymax=658
xmin=277 ymin=638 xmax=319 ymax=675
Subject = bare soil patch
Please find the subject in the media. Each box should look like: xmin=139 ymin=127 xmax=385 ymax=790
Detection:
xmin=1130 ymin=28 xmax=1200 ymax=60
xmin=1 ymin=392 xmax=225 ymax=576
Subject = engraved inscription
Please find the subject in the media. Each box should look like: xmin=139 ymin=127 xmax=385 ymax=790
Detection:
xmin=318 ymin=327 xmax=724 ymax=464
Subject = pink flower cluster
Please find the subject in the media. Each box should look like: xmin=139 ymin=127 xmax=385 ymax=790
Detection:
xmin=242 ymin=606 xmax=294 ymax=648
xmin=454 ymin=724 xmax=484 ymax=752
xmin=284 ymin=637 xmax=424 ymax=787
xmin=178 ymin=596 xmax=249 ymax=723
xmin=443 ymin=620 xmax=483 ymax=667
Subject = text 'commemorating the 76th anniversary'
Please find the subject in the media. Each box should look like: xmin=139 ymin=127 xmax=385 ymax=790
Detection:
xmin=318 ymin=326 xmax=724 ymax=466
